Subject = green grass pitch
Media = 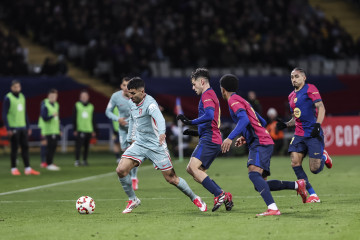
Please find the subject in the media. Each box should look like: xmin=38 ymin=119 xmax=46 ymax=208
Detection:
xmin=0 ymin=152 xmax=359 ymax=240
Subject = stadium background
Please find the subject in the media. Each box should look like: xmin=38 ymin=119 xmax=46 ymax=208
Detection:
xmin=1 ymin=0 xmax=360 ymax=156
xmin=0 ymin=1 xmax=360 ymax=240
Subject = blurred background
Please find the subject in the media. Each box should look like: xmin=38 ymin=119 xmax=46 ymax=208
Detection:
xmin=0 ymin=0 xmax=360 ymax=158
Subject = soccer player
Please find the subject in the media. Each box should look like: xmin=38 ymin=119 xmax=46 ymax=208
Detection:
xmin=106 ymin=77 xmax=138 ymax=190
xmin=176 ymin=68 xmax=233 ymax=212
xmin=219 ymin=74 xmax=307 ymax=216
xmin=2 ymin=80 xmax=40 ymax=175
xmin=276 ymin=68 xmax=333 ymax=203
xmin=39 ymin=89 xmax=61 ymax=171
xmin=111 ymin=107 xmax=122 ymax=163
xmin=73 ymin=89 xmax=97 ymax=166
xmin=38 ymin=110 xmax=48 ymax=168
xmin=116 ymin=77 xmax=206 ymax=213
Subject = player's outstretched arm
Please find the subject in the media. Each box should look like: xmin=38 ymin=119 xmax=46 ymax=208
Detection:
xmin=311 ymin=101 xmax=326 ymax=137
xmin=222 ymin=111 xmax=250 ymax=153
xmin=176 ymin=114 xmax=192 ymax=125
xmin=105 ymin=95 xmax=120 ymax=121
xmin=314 ymin=101 xmax=325 ymax=125
xmin=183 ymin=129 xmax=199 ymax=136
xmin=149 ymin=103 xmax=166 ymax=145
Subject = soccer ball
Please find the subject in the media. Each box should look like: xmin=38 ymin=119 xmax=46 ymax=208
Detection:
xmin=76 ymin=196 xmax=95 ymax=214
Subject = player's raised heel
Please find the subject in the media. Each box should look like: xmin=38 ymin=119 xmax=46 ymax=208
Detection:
xmin=122 ymin=198 xmax=141 ymax=213
xmin=193 ymin=196 xmax=207 ymax=212
xmin=323 ymin=150 xmax=333 ymax=169
xmin=256 ymin=209 xmax=281 ymax=216
xmin=212 ymin=192 xmax=226 ymax=212
xmin=306 ymin=195 xmax=321 ymax=203
xmin=224 ymin=192 xmax=234 ymax=211
xmin=296 ymin=179 xmax=308 ymax=203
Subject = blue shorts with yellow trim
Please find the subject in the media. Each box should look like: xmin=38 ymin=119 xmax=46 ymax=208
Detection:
xmin=191 ymin=140 xmax=221 ymax=170
xmin=247 ymin=144 xmax=273 ymax=177
xmin=288 ymin=135 xmax=324 ymax=159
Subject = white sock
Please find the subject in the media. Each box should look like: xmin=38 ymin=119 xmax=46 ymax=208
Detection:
xmin=268 ymin=203 xmax=278 ymax=211
xmin=310 ymin=194 xmax=318 ymax=197
xmin=11 ymin=168 xmax=18 ymax=171
xmin=25 ymin=167 xmax=31 ymax=171
xmin=294 ymin=181 xmax=298 ymax=189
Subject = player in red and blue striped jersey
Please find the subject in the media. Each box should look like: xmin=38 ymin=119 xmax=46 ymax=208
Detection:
xmin=220 ymin=74 xmax=307 ymax=216
xmin=177 ymin=68 xmax=233 ymax=212
xmin=277 ymin=68 xmax=333 ymax=203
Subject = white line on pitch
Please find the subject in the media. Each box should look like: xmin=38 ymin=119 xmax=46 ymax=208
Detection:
xmin=0 ymin=164 xmax=159 ymax=196
xmin=1 ymin=193 xmax=359 ymax=203
xmin=0 ymin=172 xmax=115 ymax=196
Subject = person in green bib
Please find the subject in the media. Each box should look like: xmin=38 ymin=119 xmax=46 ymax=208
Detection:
xmin=2 ymin=80 xmax=40 ymax=176
xmin=40 ymin=89 xmax=61 ymax=171
xmin=73 ymin=89 xmax=97 ymax=166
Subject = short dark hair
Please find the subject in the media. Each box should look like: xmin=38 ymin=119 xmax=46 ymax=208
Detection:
xmin=191 ymin=68 xmax=210 ymax=81
xmin=127 ymin=77 xmax=145 ymax=90
xmin=11 ymin=79 xmax=20 ymax=86
xmin=121 ymin=77 xmax=131 ymax=84
xmin=220 ymin=74 xmax=239 ymax=92
xmin=80 ymin=89 xmax=89 ymax=94
xmin=48 ymin=88 xmax=58 ymax=94
xmin=292 ymin=67 xmax=306 ymax=76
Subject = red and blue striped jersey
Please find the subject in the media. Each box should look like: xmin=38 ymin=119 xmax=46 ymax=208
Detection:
xmin=228 ymin=94 xmax=273 ymax=146
xmin=288 ymin=83 xmax=322 ymax=137
xmin=197 ymin=88 xmax=222 ymax=144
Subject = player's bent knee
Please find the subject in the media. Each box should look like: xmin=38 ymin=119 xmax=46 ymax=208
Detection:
xmin=116 ymin=166 xmax=128 ymax=178
xmin=310 ymin=166 xmax=321 ymax=174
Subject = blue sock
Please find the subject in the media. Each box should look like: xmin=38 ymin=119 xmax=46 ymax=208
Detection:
xmin=212 ymin=180 xmax=222 ymax=191
xmin=312 ymin=156 xmax=325 ymax=174
xmin=176 ymin=177 xmax=197 ymax=201
xmin=40 ymin=145 xmax=47 ymax=163
xmin=293 ymin=166 xmax=316 ymax=195
xmin=119 ymin=175 xmax=136 ymax=200
xmin=201 ymin=176 xmax=223 ymax=197
xmin=248 ymin=171 xmax=275 ymax=206
xmin=267 ymin=180 xmax=295 ymax=191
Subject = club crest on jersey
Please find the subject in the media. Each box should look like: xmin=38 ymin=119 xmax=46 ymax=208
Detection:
xmin=294 ymin=107 xmax=301 ymax=118
xmin=139 ymin=108 xmax=142 ymax=115
xmin=293 ymin=98 xmax=297 ymax=103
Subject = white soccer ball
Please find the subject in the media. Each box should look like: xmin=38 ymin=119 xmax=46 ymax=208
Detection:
xmin=76 ymin=196 xmax=95 ymax=214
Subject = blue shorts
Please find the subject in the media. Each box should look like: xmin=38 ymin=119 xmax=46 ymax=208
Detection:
xmin=191 ymin=140 xmax=221 ymax=170
xmin=288 ymin=135 xmax=324 ymax=159
xmin=248 ymin=144 xmax=273 ymax=177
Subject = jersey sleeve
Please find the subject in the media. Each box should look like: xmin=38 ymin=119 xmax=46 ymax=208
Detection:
xmin=229 ymin=98 xmax=245 ymax=115
xmin=307 ymin=84 xmax=322 ymax=103
xmin=201 ymin=92 xmax=216 ymax=110
xmin=105 ymin=94 xmax=120 ymax=121
xmin=148 ymin=102 xmax=166 ymax=134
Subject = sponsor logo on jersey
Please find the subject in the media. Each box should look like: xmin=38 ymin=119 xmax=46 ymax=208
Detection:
xmin=139 ymin=108 xmax=142 ymax=115
xmin=293 ymin=98 xmax=297 ymax=103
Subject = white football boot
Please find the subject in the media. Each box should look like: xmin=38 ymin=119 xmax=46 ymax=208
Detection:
xmin=122 ymin=198 xmax=141 ymax=213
